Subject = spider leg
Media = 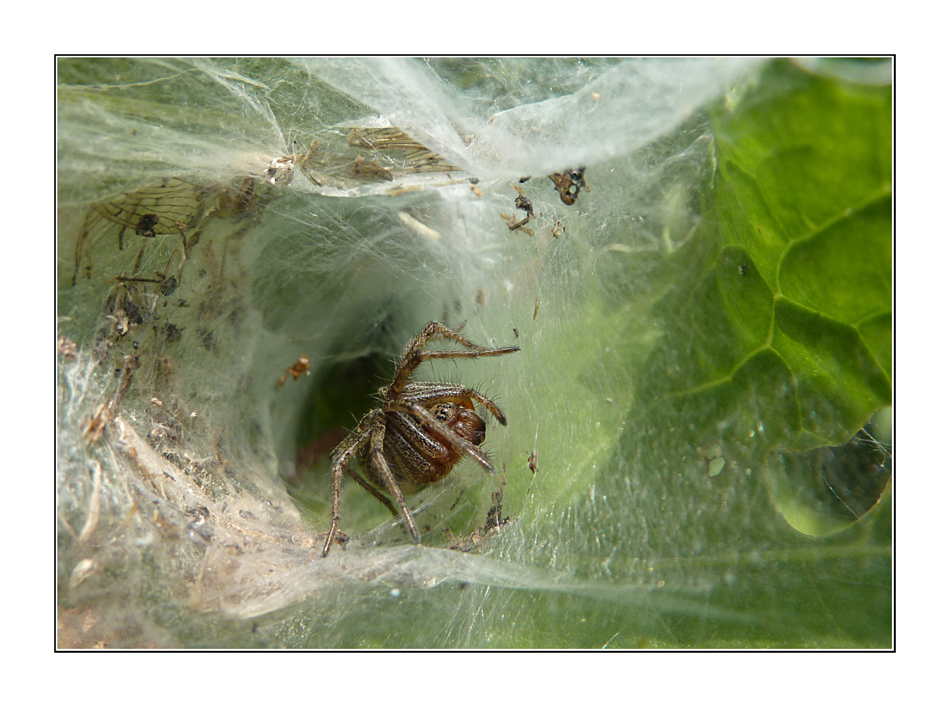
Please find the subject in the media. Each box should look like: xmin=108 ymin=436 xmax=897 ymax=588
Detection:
xmin=322 ymin=411 xmax=377 ymax=557
xmin=390 ymin=321 xmax=519 ymax=393
xmin=368 ymin=422 xmax=421 ymax=544
xmin=323 ymin=459 xmax=345 ymax=557
xmin=402 ymin=382 xmax=509 ymax=426
xmin=465 ymin=388 xmax=508 ymax=426
xmin=344 ymin=465 xmax=399 ymax=517
xmin=408 ymin=402 xmax=496 ymax=473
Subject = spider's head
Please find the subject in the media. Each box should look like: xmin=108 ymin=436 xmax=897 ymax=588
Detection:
xmin=431 ymin=401 xmax=487 ymax=447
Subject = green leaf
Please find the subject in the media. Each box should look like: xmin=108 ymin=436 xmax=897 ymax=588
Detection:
xmin=640 ymin=59 xmax=892 ymax=455
xmin=573 ymin=59 xmax=894 ymax=645
xmin=706 ymin=60 xmax=893 ymax=541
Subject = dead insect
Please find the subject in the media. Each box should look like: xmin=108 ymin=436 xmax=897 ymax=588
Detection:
xmin=518 ymin=176 xmax=531 ymax=183
xmin=346 ymin=126 xmax=460 ymax=174
xmin=71 ymin=177 xmax=211 ymax=285
xmin=322 ymin=321 xmax=519 ymax=556
xmin=527 ymin=449 xmax=538 ymax=475
xmin=511 ymin=183 xmax=534 ymax=218
xmin=444 ymin=468 xmax=512 ymax=552
xmin=264 ymin=155 xmax=297 ymax=186
xmin=515 ymin=194 xmax=534 ymax=218
xmin=288 ymin=355 xmax=311 ymax=379
xmin=135 ymin=214 xmax=160 ymax=238
xmin=483 ymin=468 xmax=510 ymax=532
xmin=533 ymin=296 xmax=541 ymax=321
xmin=502 ymin=212 xmax=531 ymax=232
xmin=352 ymin=155 xmax=393 ymax=182
xmin=567 ymin=167 xmax=587 ymax=188
xmin=279 ymin=355 xmax=311 ymax=386
xmin=548 ymin=167 xmax=588 ymax=206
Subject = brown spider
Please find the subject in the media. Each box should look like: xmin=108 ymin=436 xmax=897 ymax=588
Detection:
xmin=321 ymin=321 xmax=519 ymax=556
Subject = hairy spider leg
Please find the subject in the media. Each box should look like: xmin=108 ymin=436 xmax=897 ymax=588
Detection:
xmin=400 ymin=382 xmax=509 ymax=426
xmin=323 ymin=410 xmax=379 ymax=557
xmin=367 ymin=421 xmax=421 ymax=544
xmin=406 ymin=402 xmax=496 ymax=473
xmin=344 ymin=465 xmax=399 ymax=517
xmin=389 ymin=321 xmax=520 ymax=393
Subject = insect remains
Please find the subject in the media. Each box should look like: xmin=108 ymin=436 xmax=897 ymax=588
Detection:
xmin=548 ymin=167 xmax=588 ymax=206
xmin=444 ymin=467 xmax=512 ymax=552
xmin=277 ymin=355 xmax=312 ymax=387
xmin=322 ymin=321 xmax=519 ymax=556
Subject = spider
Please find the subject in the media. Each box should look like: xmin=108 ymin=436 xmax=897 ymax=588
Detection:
xmin=321 ymin=321 xmax=519 ymax=556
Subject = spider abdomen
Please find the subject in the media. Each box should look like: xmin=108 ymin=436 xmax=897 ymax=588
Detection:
xmin=357 ymin=403 xmax=487 ymax=494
